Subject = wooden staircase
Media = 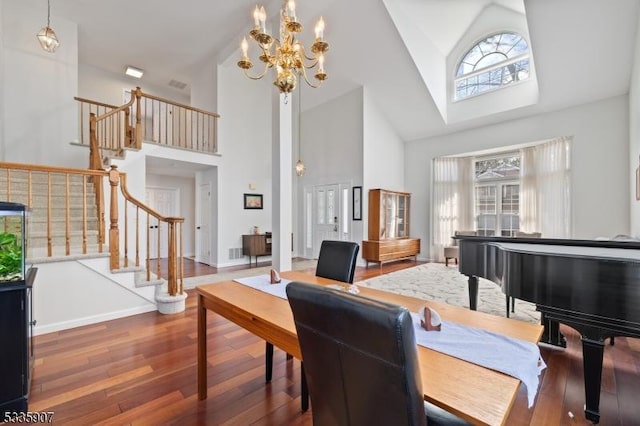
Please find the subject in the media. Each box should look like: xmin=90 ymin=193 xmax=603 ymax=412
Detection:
xmin=0 ymin=168 xmax=102 ymax=260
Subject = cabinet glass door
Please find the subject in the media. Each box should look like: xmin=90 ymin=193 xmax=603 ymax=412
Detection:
xmin=397 ymin=195 xmax=406 ymax=237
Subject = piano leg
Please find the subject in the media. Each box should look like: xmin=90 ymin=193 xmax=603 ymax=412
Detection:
xmin=582 ymin=336 xmax=604 ymax=424
xmin=540 ymin=312 xmax=566 ymax=347
xmin=467 ymin=276 xmax=479 ymax=310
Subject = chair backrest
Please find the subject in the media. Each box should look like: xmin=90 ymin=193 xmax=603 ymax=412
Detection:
xmin=286 ymin=282 xmax=426 ymax=426
xmin=315 ymin=240 xmax=360 ymax=283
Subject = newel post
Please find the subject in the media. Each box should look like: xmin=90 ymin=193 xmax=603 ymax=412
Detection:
xmin=108 ymin=165 xmax=120 ymax=270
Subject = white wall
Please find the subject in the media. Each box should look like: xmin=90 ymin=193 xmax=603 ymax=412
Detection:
xmin=630 ymin=21 xmax=640 ymax=239
xmin=78 ymin=63 xmax=189 ymax=107
xmin=33 ymin=260 xmax=155 ymax=335
xmin=146 ymin=173 xmax=196 ymax=257
xmin=296 ymin=87 xmax=364 ymax=252
xmin=216 ymin=64 xmax=273 ymax=267
xmin=0 ymin=2 xmax=4 ymax=160
xmin=406 ymin=95 xmax=630 ymax=260
xmin=362 ymin=88 xmax=405 ymax=241
xmin=1 ymin=1 xmax=82 ymax=167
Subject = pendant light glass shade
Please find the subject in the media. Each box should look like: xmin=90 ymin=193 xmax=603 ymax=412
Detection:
xmin=295 ymin=88 xmax=305 ymax=176
xmin=295 ymin=159 xmax=306 ymax=176
xmin=37 ymin=27 xmax=60 ymax=53
xmin=37 ymin=0 xmax=59 ymax=53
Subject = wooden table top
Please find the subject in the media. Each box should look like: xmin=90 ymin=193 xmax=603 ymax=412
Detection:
xmin=197 ymin=271 xmax=543 ymax=426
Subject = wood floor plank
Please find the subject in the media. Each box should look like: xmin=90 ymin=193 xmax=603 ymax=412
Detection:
xmin=26 ymin=260 xmax=639 ymax=425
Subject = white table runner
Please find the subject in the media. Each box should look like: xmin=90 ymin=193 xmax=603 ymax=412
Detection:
xmin=411 ymin=312 xmax=545 ymax=408
xmin=234 ymin=274 xmax=291 ymax=299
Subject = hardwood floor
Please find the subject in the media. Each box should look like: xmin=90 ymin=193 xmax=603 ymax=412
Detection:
xmin=28 ymin=260 xmax=639 ymax=425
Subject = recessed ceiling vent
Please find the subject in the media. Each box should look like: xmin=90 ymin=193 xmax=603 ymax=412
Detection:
xmin=168 ymin=79 xmax=188 ymax=90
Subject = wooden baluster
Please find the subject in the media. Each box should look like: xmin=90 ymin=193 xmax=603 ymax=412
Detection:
xmin=124 ymin=199 xmax=129 ymax=268
xmin=125 ymin=108 xmax=131 ymax=147
xmin=65 ymin=174 xmax=70 ymax=256
xmin=135 ymin=206 xmax=140 ymax=267
xmin=146 ymin=212 xmax=151 ymax=282
xmin=82 ymin=176 xmax=87 ymax=254
xmin=27 ymin=171 xmax=32 ymax=208
xmin=108 ymin=165 xmax=120 ymax=270
xmin=47 ymin=173 xmax=52 ymax=257
xmin=167 ymin=220 xmax=176 ymax=295
xmin=6 ymin=169 xmax=10 ymax=201
xmin=135 ymin=87 xmax=142 ymax=149
xmin=156 ymin=217 xmax=161 ymax=278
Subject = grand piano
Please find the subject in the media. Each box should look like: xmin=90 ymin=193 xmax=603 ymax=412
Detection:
xmin=455 ymin=235 xmax=640 ymax=423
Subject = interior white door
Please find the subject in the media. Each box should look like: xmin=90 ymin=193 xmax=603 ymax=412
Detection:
xmin=146 ymin=187 xmax=178 ymax=259
xmin=196 ymin=183 xmax=211 ymax=263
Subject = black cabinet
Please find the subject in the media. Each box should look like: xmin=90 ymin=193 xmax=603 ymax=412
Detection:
xmin=0 ymin=268 xmax=37 ymax=415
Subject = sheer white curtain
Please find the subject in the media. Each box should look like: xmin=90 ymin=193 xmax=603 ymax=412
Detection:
xmin=431 ymin=156 xmax=474 ymax=262
xmin=519 ymin=136 xmax=572 ymax=237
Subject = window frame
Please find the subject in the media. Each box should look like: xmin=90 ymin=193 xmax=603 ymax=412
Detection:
xmin=473 ymin=153 xmax=521 ymax=237
xmin=454 ymin=32 xmax=530 ymax=102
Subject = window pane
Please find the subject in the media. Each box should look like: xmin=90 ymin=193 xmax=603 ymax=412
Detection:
xmin=454 ymin=32 xmax=530 ymax=100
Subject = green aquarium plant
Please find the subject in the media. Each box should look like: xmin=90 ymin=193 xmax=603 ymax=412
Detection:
xmin=0 ymin=231 xmax=22 ymax=281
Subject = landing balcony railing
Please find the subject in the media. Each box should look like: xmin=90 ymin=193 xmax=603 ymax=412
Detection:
xmin=74 ymin=87 xmax=219 ymax=169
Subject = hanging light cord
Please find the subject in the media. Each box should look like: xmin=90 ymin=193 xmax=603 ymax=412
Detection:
xmin=47 ymin=0 xmax=51 ymax=27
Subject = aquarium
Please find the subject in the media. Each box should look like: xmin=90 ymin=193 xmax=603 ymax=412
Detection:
xmin=0 ymin=202 xmax=29 ymax=283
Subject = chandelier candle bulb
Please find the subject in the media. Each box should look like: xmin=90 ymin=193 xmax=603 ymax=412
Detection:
xmin=259 ymin=6 xmax=267 ymax=32
xmin=241 ymin=37 xmax=249 ymax=57
xmin=315 ymin=16 xmax=325 ymax=40
xmin=287 ymin=0 xmax=296 ymax=20
xmin=253 ymin=6 xmax=260 ymax=28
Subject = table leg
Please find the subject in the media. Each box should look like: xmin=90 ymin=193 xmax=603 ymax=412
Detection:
xmin=198 ymin=293 xmax=207 ymax=400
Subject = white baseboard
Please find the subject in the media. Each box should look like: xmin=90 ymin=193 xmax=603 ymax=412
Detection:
xmin=34 ymin=304 xmax=157 ymax=336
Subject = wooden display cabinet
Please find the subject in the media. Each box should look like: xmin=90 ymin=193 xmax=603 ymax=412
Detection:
xmin=362 ymin=189 xmax=420 ymax=268
xmin=242 ymin=233 xmax=272 ymax=267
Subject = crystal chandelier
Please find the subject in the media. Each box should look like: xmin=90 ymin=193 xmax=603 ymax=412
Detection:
xmin=36 ymin=0 xmax=60 ymax=53
xmin=237 ymin=1 xmax=328 ymax=95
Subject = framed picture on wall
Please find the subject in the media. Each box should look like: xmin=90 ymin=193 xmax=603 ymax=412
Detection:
xmin=353 ymin=186 xmax=362 ymax=220
xmin=244 ymin=193 xmax=263 ymax=209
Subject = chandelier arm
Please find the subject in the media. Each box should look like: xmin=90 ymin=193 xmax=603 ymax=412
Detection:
xmin=296 ymin=44 xmax=319 ymax=63
xmin=243 ymin=63 xmax=272 ymax=81
xmin=299 ymin=67 xmax=321 ymax=89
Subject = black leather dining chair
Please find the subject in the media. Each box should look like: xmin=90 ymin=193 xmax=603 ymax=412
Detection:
xmin=264 ymin=240 xmax=360 ymax=410
xmin=314 ymin=240 xmax=360 ymax=283
xmin=286 ymin=281 xmax=471 ymax=426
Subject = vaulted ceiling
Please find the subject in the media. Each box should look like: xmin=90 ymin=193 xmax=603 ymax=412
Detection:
xmin=39 ymin=0 xmax=640 ymax=141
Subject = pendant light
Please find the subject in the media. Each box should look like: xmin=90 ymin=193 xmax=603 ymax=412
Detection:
xmin=37 ymin=0 xmax=60 ymax=53
xmin=295 ymin=87 xmax=306 ymax=177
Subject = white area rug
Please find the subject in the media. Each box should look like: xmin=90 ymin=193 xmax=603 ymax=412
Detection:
xmin=182 ymin=259 xmax=317 ymax=289
xmin=359 ymin=263 xmax=540 ymax=324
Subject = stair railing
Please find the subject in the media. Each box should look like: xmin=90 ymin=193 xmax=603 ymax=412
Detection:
xmin=0 ymin=162 xmax=184 ymax=297
xmin=75 ymin=87 xmax=219 ymax=166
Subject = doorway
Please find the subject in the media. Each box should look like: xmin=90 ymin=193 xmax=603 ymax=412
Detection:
xmin=145 ymin=187 xmax=179 ymax=259
xmin=304 ymin=182 xmax=352 ymax=258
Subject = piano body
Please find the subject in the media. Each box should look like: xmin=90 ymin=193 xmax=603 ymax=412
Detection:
xmin=456 ymin=235 xmax=640 ymax=423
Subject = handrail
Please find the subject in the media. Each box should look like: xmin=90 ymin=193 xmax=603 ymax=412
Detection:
xmin=140 ymin=91 xmax=220 ymax=118
xmin=73 ymin=96 xmax=119 ymax=110
xmin=0 ymin=161 xmax=185 ymax=298
xmin=95 ymin=92 xmax=137 ymax=122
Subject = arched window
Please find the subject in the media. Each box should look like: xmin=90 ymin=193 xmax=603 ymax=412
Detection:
xmin=455 ymin=32 xmax=530 ymax=100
